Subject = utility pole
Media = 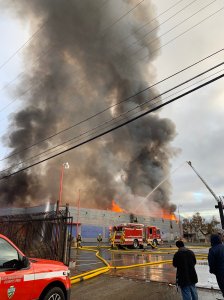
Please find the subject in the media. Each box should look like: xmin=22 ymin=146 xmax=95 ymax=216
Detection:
xmin=76 ymin=189 xmax=80 ymax=238
xmin=187 ymin=161 xmax=224 ymax=229
xmin=178 ymin=205 xmax=182 ymax=238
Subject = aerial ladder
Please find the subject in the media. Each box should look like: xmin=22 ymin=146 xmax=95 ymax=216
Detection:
xmin=187 ymin=161 xmax=224 ymax=229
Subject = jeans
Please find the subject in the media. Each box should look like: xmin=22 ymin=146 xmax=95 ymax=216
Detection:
xmin=180 ymin=284 xmax=198 ymax=300
xmin=216 ymin=274 xmax=224 ymax=297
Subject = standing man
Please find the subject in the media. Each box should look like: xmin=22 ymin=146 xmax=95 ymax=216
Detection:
xmin=208 ymin=234 xmax=224 ymax=298
xmin=97 ymin=233 xmax=102 ymax=248
xmin=173 ymin=240 xmax=198 ymax=300
xmin=76 ymin=233 xmax=82 ymax=248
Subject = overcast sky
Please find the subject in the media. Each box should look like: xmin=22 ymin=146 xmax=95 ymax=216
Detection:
xmin=154 ymin=0 xmax=224 ymax=220
xmin=0 ymin=0 xmax=223 ymax=221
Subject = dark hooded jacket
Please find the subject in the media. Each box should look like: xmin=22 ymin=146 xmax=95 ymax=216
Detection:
xmin=208 ymin=234 xmax=224 ymax=275
xmin=173 ymin=247 xmax=198 ymax=287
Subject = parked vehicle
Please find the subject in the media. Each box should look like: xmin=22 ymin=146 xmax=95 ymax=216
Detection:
xmin=0 ymin=233 xmax=71 ymax=300
xmin=110 ymin=223 xmax=161 ymax=249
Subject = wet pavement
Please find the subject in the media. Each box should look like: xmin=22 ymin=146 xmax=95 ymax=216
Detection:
xmin=70 ymin=244 xmax=222 ymax=299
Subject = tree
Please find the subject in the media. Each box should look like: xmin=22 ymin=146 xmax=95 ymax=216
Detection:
xmin=182 ymin=212 xmax=220 ymax=242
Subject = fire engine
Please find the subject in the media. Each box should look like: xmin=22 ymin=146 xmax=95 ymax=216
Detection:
xmin=0 ymin=234 xmax=71 ymax=300
xmin=110 ymin=223 xmax=162 ymax=249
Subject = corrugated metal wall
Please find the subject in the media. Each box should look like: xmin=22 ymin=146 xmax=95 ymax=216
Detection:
xmin=0 ymin=204 xmax=181 ymax=242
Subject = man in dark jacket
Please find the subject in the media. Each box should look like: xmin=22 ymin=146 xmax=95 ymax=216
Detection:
xmin=173 ymin=240 xmax=198 ymax=300
xmin=208 ymin=234 xmax=224 ymax=298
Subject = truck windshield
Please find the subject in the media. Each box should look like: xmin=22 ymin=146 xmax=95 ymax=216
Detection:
xmin=0 ymin=238 xmax=19 ymax=268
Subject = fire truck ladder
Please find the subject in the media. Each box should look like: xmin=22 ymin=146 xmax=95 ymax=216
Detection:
xmin=187 ymin=161 xmax=224 ymax=229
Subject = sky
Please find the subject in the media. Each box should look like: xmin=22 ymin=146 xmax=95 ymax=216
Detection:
xmin=0 ymin=0 xmax=223 ymax=221
xmin=154 ymin=0 xmax=224 ymax=220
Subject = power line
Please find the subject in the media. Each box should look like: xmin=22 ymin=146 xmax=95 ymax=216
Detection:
xmin=131 ymin=0 xmax=218 ymax=57
xmin=125 ymin=0 xmax=199 ymax=51
xmin=1 ymin=71 xmax=223 ymax=179
xmin=0 ymin=22 xmax=46 ymax=71
xmin=136 ymin=4 xmax=224 ymax=63
xmin=21 ymin=64 xmax=224 ymax=170
xmin=121 ymin=0 xmax=186 ymax=46
xmin=1 ymin=48 xmax=223 ymax=162
xmin=0 ymin=0 xmax=219 ymax=117
xmin=101 ymin=0 xmax=145 ymax=34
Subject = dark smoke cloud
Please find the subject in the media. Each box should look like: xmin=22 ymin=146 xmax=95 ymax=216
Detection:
xmin=0 ymin=0 xmax=178 ymax=213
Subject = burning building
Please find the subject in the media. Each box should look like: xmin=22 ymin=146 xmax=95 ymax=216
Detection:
xmin=0 ymin=202 xmax=181 ymax=243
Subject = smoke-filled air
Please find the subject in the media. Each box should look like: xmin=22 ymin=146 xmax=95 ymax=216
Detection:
xmin=0 ymin=0 xmax=178 ymax=214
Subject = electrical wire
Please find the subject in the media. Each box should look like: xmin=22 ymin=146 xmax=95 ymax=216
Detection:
xmin=1 ymin=48 xmax=223 ymax=162
xmin=101 ymin=0 xmax=145 ymax=34
xmin=0 ymin=0 xmax=220 ymax=117
xmin=121 ymin=0 xmax=185 ymax=46
xmin=0 ymin=22 xmax=46 ymax=71
xmin=131 ymin=0 xmax=219 ymax=57
xmin=136 ymin=5 xmax=224 ymax=63
xmin=1 ymin=71 xmax=223 ymax=180
xmin=2 ymin=65 xmax=223 ymax=176
xmin=125 ymin=0 xmax=199 ymax=51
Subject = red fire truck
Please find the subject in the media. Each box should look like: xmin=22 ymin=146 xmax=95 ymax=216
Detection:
xmin=110 ymin=223 xmax=162 ymax=249
xmin=0 ymin=233 xmax=71 ymax=300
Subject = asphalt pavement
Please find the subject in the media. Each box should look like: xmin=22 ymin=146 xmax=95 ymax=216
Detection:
xmin=70 ymin=274 xmax=223 ymax=300
xmin=69 ymin=244 xmax=223 ymax=299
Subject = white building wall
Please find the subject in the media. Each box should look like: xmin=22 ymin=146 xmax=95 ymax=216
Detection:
xmin=0 ymin=204 xmax=181 ymax=242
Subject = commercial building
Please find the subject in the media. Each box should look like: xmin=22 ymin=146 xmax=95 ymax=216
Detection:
xmin=0 ymin=203 xmax=181 ymax=243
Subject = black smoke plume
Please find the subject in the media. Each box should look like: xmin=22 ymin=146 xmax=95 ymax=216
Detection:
xmin=0 ymin=0 xmax=177 ymax=213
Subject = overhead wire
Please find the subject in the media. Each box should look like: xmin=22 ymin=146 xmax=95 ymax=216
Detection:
xmin=0 ymin=2 xmax=223 ymax=173
xmin=136 ymin=4 xmax=224 ymax=63
xmin=1 ymin=70 xmax=223 ymax=180
xmin=125 ymin=0 xmax=199 ymax=51
xmin=0 ymin=0 xmax=219 ymax=118
xmin=1 ymin=47 xmax=223 ymax=162
xmin=0 ymin=22 xmax=46 ymax=72
xmin=121 ymin=0 xmax=186 ymax=46
xmin=131 ymin=0 xmax=219 ymax=57
xmin=101 ymin=0 xmax=145 ymax=34
xmin=0 ymin=0 xmax=203 ymax=114
xmin=0 ymin=48 xmax=224 ymax=161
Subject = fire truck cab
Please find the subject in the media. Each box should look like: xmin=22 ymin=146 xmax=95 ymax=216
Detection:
xmin=145 ymin=225 xmax=162 ymax=245
xmin=0 ymin=234 xmax=71 ymax=300
xmin=110 ymin=223 xmax=161 ymax=249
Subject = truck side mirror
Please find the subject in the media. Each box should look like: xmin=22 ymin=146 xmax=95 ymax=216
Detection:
xmin=21 ymin=256 xmax=30 ymax=268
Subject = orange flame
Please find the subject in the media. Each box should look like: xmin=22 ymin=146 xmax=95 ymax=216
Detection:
xmin=111 ymin=200 xmax=125 ymax=212
xmin=162 ymin=209 xmax=178 ymax=221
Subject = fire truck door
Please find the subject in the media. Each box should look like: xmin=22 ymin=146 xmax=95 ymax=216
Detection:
xmin=1 ymin=268 xmax=35 ymax=300
xmin=0 ymin=237 xmax=34 ymax=300
xmin=153 ymin=227 xmax=156 ymax=237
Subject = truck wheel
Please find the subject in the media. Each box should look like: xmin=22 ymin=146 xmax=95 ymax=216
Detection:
xmin=133 ymin=239 xmax=139 ymax=249
xmin=42 ymin=287 xmax=65 ymax=300
xmin=153 ymin=239 xmax=158 ymax=246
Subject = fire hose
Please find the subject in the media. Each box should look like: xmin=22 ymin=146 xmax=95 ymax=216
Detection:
xmin=70 ymin=246 xmax=208 ymax=285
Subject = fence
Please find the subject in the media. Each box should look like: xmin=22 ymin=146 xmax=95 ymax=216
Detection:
xmin=0 ymin=205 xmax=73 ymax=265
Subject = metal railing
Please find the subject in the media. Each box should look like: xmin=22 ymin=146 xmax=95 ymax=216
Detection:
xmin=0 ymin=204 xmax=73 ymax=265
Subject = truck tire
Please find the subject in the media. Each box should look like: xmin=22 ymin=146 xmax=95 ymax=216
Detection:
xmin=153 ymin=239 xmax=158 ymax=246
xmin=42 ymin=287 xmax=65 ymax=300
xmin=133 ymin=239 xmax=139 ymax=249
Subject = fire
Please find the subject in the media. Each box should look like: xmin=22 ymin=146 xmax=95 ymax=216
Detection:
xmin=162 ymin=209 xmax=178 ymax=221
xmin=146 ymin=209 xmax=178 ymax=221
xmin=111 ymin=200 xmax=126 ymax=213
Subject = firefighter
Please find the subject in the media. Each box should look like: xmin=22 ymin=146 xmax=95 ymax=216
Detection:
xmin=76 ymin=233 xmax=82 ymax=248
xmin=97 ymin=233 xmax=103 ymax=248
